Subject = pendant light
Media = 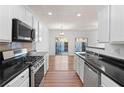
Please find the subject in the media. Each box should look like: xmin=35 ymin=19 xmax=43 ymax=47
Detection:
xmin=59 ymin=25 xmax=64 ymax=36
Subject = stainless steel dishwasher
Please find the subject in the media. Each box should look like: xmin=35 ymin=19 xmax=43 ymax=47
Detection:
xmin=84 ymin=63 xmax=99 ymax=87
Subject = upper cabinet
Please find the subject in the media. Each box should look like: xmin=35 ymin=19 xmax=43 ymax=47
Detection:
xmin=0 ymin=5 xmax=48 ymax=44
xmin=13 ymin=6 xmax=26 ymax=22
xmin=110 ymin=6 xmax=124 ymax=44
xmin=25 ymin=9 xmax=33 ymax=27
xmin=13 ymin=6 xmax=33 ymax=27
xmin=0 ymin=6 xmax=13 ymax=42
xmin=97 ymin=6 xmax=110 ymax=43
xmin=0 ymin=5 xmax=34 ymax=42
xmin=97 ymin=5 xmax=124 ymax=44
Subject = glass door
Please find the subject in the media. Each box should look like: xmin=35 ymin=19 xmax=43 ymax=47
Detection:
xmin=55 ymin=37 xmax=68 ymax=55
xmin=75 ymin=37 xmax=88 ymax=52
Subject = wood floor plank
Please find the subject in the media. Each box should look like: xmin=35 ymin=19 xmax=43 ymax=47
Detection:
xmin=42 ymin=55 xmax=83 ymax=87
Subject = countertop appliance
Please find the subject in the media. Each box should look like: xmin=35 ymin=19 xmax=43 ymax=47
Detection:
xmin=26 ymin=55 xmax=44 ymax=87
xmin=84 ymin=63 xmax=100 ymax=87
xmin=12 ymin=18 xmax=35 ymax=42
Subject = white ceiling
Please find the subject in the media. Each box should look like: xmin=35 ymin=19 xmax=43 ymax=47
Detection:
xmin=29 ymin=5 xmax=98 ymax=31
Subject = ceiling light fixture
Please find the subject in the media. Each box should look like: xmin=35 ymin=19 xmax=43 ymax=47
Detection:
xmin=48 ymin=12 xmax=52 ymax=15
xmin=59 ymin=25 xmax=64 ymax=36
xmin=77 ymin=13 xmax=81 ymax=17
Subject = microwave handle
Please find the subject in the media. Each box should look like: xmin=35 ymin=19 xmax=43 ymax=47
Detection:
xmin=31 ymin=29 xmax=35 ymax=40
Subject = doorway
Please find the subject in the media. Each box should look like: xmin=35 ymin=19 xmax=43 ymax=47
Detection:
xmin=55 ymin=37 xmax=68 ymax=55
xmin=75 ymin=37 xmax=88 ymax=52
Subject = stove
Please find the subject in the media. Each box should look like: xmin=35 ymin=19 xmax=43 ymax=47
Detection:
xmin=26 ymin=56 xmax=44 ymax=65
xmin=26 ymin=55 xmax=44 ymax=87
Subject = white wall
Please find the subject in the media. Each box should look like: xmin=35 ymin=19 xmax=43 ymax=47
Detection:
xmin=49 ymin=30 xmax=89 ymax=55
xmin=86 ymin=30 xmax=98 ymax=46
xmin=35 ymin=26 xmax=49 ymax=52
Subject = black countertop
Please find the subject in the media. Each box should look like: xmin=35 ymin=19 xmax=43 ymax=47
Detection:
xmin=0 ymin=62 xmax=30 ymax=87
xmin=75 ymin=52 xmax=124 ymax=87
xmin=0 ymin=51 xmax=48 ymax=87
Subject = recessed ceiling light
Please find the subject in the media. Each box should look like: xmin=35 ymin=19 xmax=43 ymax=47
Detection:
xmin=77 ymin=13 xmax=81 ymax=17
xmin=48 ymin=12 xmax=52 ymax=15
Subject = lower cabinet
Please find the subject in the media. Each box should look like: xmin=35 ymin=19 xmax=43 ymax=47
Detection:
xmin=101 ymin=74 xmax=120 ymax=87
xmin=79 ymin=60 xmax=84 ymax=83
xmin=4 ymin=68 xmax=29 ymax=87
xmin=75 ymin=54 xmax=84 ymax=83
xmin=20 ymin=78 xmax=29 ymax=87
xmin=44 ymin=53 xmax=49 ymax=75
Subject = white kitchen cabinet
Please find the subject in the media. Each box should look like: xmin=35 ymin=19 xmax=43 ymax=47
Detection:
xmin=46 ymin=53 xmax=49 ymax=71
xmin=110 ymin=5 xmax=124 ymax=43
xmin=20 ymin=78 xmax=29 ymax=87
xmin=44 ymin=53 xmax=49 ymax=75
xmin=75 ymin=55 xmax=80 ymax=76
xmin=4 ymin=68 xmax=29 ymax=87
xmin=13 ymin=5 xmax=26 ymax=23
xmin=75 ymin=54 xmax=84 ymax=83
xmin=13 ymin=6 xmax=33 ymax=27
xmin=101 ymin=74 xmax=120 ymax=87
xmin=25 ymin=9 xmax=33 ymax=27
xmin=97 ymin=6 xmax=110 ymax=43
xmin=79 ymin=59 xmax=84 ymax=83
xmin=0 ymin=5 xmax=13 ymax=42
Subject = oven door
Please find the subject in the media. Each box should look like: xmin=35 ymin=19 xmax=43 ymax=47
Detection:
xmin=31 ymin=64 xmax=44 ymax=87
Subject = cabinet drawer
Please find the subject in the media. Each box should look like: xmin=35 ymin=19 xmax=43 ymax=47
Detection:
xmin=20 ymin=78 xmax=29 ymax=87
xmin=4 ymin=68 xmax=29 ymax=87
xmin=101 ymin=74 xmax=120 ymax=87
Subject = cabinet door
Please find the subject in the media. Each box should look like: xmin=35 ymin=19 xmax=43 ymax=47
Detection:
xmin=0 ymin=5 xmax=12 ymax=42
xmin=25 ymin=10 xmax=33 ymax=27
xmin=20 ymin=78 xmax=29 ymax=87
xmin=13 ymin=5 xmax=26 ymax=22
xmin=101 ymin=74 xmax=120 ymax=87
xmin=47 ymin=54 xmax=49 ymax=71
xmin=97 ymin=6 xmax=110 ymax=43
xmin=110 ymin=5 xmax=124 ymax=43
xmin=44 ymin=53 xmax=49 ymax=75
xmin=4 ymin=68 xmax=29 ymax=87
xmin=79 ymin=59 xmax=84 ymax=83
xmin=75 ymin=56 xmax=79 ymax=75
xmin=44 ymin=60 xmax=47 ymax=75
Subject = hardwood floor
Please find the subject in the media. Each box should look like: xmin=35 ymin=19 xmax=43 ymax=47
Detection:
xmin=43 ymin=55 xmax=83 ymax=87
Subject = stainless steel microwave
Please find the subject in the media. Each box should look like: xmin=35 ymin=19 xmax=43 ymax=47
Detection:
xmin=12 ymin=19 xmax=35 ymax=42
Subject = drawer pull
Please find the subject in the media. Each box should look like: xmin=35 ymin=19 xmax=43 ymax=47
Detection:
xmin=21 ymin=75 xmax=24 ymax=78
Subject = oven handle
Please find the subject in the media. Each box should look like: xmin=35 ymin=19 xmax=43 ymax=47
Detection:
xmin=31 ymin=61 xmax=44 ymax=74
